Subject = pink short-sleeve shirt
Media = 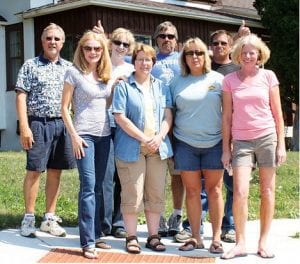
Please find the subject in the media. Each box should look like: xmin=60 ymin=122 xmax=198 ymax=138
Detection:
xmin=222 ymin=69 xmax=279 ymax=140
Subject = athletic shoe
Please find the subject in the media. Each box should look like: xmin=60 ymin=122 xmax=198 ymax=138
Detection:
xmin=221 ymin=229 xmax=236 ymax=243
xmin=20 ymin=215 xmax=36 ymax=237
xmin=40 ymin=215 xmax=66 ymax=237
xmin=174 ymin=228 xmax=192 ymax=243
xmin=158 ymin=215 xmax=168 ymax=237
xmin=167 ymin=214 xmax=181 ymax=236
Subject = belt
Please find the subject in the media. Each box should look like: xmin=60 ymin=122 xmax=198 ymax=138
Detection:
xmin=29 ymin=116 xmax=62 ymax=122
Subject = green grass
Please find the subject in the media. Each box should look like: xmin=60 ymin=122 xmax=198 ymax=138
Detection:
xmin=0 ymin=151 xmax=299 ymax=230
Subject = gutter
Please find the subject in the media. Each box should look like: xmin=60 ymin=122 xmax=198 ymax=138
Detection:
xmin=19 ymin=0 xmax=263 ymax=28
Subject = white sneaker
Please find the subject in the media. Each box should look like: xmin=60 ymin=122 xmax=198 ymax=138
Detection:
xmin=40 ymin=215 xmax=66 ymax=237
xmin=20 ymin=215 xmax=36 ymax=237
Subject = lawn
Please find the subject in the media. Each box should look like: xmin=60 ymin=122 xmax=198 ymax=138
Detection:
xmin=0 ymin=151 xmax=299 ymax=230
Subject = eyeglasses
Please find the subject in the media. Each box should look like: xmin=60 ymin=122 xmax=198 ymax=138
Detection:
xmin=135 ymin=58 xmax=152 ymax=63
xmin=112 ymin=40 xmax=130 ymax=48
xmin=185 ymin=50 xmax=205 ymax=57
xmin=82 ymin=46 xmax=103 ymax=52
xmin=158 ymin=34 xmax=176 ymax=40
xmin=212 ymin=41 xmax=228 ymax=46
xmin=45 ymin=36 xmax=61 ymax=41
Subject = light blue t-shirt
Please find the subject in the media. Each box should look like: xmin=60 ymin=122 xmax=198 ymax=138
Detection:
xmin=151 ymin=52 xmax=181 ymax=86
xmin=170 ymin=71 xmax=224 ymax=148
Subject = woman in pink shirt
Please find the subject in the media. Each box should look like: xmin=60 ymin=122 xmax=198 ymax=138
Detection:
xmin=221 ymin=34 xmax=286 ymax=260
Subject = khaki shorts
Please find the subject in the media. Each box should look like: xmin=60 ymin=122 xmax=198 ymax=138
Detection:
xmin=116 ymin=146 xmax=167 ymax=214
xmin=232 ymin=133 xmax=277 ymax=168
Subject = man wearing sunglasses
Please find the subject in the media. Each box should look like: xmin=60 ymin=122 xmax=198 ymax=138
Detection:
xmin=151 ymin=21 xmax=183 ymax=238
xmin=152 ymin=21 xmax=181 ymax=86
xmin=15 ymin=23 xmax=76 ymax=238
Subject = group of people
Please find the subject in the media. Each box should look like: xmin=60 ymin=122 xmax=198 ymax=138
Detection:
xmin=15 ymin=18 xmax=286 ymax=260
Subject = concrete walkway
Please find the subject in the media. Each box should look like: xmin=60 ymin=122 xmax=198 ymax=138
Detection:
xmin=0 ymin=218 xmax=299 ymax=263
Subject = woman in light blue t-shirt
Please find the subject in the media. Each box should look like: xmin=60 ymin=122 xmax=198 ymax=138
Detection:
xmin=170 ymin=37 xmax=224 ymax=254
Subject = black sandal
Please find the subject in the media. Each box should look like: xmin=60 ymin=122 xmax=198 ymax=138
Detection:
xmin=145 ymin=234 xmax=166 ymax=252
xmin=125 ymin=235 xmax=141 ymax=254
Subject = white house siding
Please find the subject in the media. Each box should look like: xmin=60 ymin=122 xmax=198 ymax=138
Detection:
xmin=0 ymin=0 xmax=36 ymax=150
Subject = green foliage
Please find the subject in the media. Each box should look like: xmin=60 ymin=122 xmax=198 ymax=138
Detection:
xmin=254 ymin=0 xmax=299 ymax=103
xmin=0 ymin=151 xmax=299 ymax=230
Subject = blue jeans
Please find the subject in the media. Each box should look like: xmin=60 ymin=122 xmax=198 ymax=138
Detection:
xmin=100 ymin=138 xmax=114 ymax=234
xmin=77 ymin=134 xmax=111 ymax=248
xmin=101 ymin=128 xmax=125 ymax=232
xmin=222 ymin=170 xmax=235 ymax=231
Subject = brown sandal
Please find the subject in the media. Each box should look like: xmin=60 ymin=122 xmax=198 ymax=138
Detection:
xmin=96 ymin=240 xmax=112 ymax=249
xmin=209 ymin=241 xmax=224 ymax=254
xmin=179 ymin=238 xmax=204 ymax=251
xmin=145 ymin=234 xmax=166 ymax=252
xmin=126 ymin=235 xmax=141 ymax=254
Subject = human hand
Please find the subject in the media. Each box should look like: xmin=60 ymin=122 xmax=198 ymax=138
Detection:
xmin=72 ymin=135 xmax=89 ymax=159
xmin=92 ymin=20 xmax=105 ymax=34
xmin=221 ymin=151 xmax=232 ymax=169
xmin=237 ymin=20 xmax=251 ymax=38
xmin=20 ymin=126 xmax=34 ymax=150
xmin=146 ymin=135 xmax=162 ymax=153
xmin=276 ymin=144 xmax=287 ymax=166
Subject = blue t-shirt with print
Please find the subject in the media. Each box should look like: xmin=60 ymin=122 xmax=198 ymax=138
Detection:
xmin=151 ymin=52 xmax=181 ymax=86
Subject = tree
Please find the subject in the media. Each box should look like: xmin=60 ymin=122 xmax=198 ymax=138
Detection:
xmin=254 ymin=0 xmax=299 ymax=150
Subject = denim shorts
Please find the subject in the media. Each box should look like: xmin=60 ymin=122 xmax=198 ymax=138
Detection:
xmin=173 ymin=137 xmax=223 ymax=170
xmin=232 ymin=133 xmax=277 ymax=168
xmin=26 ymin=116 xmax=76 ymax=172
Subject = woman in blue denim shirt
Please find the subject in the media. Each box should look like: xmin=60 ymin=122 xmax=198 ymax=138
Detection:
xmin=112 ymin=43 xmax=173 ymax=254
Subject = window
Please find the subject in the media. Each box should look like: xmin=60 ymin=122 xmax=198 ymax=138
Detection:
xmin=134 ymin=34 xmax=152 ymax=46
xmin=6 ymin=23 xmax=24 ymax=91
xmin=60 ymin=35 xmax=75 ymax=62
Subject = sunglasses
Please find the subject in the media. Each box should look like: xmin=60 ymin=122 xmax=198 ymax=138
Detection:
xmin=112 ymin=40 xmax=130 ymax=48
xmin=185 ymin=50 xmax=205 ymax=56
xmin=212 ymin=41 xmax=228 ymax=46
xmin=82 ymin=46 xmax=102 ymax=52
xmin=46 ymin=36 xmax=61 ymax=41
xmin=158 ymin=34 xmax=176 ymax=40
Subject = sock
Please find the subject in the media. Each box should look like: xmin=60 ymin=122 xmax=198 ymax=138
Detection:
xmin=44 ymin=212 xmax=55 ymax=219
xmin=24 ymin=213 xmax=34 ymax=218
xmin=173 ymin=209 xmax=182 ymax=217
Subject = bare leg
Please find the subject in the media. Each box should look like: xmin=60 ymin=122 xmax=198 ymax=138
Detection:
xmin=181 ymin=170 xmax=202 ymax=244
xmin=45 ymin=169 xmax=62 ymax=213
xmin=145 ymin=210 xmax=160 ymax=236
xmin=171 ymin=174 xmax=185 ymax=210
xmin=222 ymin=166 xmax=252 ymax=259
xmin=123 ymin=213 xmax=138 ymax=236
xmin=257 ymin=167 xmax=276 ymax=258
xmin=24 ymin=170 xmax=42 ymax=214
xmin=203 ymin=169 xmax=224 ymax=242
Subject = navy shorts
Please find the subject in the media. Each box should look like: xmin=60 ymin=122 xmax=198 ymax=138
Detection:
xmin=173 ymin=137 xmax=223 ymax=171
xmin=26 ymin=116 xmax=76 ymax=172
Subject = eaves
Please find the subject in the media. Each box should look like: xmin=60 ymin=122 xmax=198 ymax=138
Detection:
xmin=18 ymin=0 xmax=264 ymax=28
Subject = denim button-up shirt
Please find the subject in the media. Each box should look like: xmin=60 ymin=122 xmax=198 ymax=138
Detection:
xmin=112 ymin=74 xmax=173 ymax=162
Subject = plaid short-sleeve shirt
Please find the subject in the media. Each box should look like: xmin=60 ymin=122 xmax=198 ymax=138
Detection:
xmin=15 ymin=55 xmax=72 ymax=117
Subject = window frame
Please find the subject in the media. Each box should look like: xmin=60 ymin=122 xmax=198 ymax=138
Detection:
xmin=5 ymin=23 xmax=24 ymax=91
